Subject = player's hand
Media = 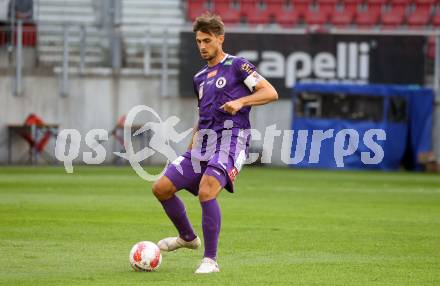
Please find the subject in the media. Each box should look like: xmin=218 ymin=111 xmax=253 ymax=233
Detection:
xmin=220 ymin=100 xmax=244 ymax=115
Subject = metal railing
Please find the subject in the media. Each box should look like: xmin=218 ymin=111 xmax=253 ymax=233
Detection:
xmin=2 ymin=11 xmax=440 ymax=100
xmin=0 ymin=20 xmax=38 ymax=96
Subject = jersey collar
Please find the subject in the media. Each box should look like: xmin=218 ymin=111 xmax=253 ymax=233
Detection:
xmin=207 ymin=53 xmax=229 ymax=69
xmin=220 ymin=53 xmax=229 ymax=63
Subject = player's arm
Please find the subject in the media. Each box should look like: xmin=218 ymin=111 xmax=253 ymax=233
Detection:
xmin=221 ymin=78 xmax=278 ymax=115
xmin=239 ymin=79 xmax=278 ymax=106
xmin=187 ymin=105 xmax=199 ymax=151
xmin=187 ymin=122 xmax=199 ymax=150
xmin=188 ymin=77 xmax=200 ymax=150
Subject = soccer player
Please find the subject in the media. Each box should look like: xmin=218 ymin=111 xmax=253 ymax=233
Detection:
xmin=152 ymin=12 xmax=278 ymax=274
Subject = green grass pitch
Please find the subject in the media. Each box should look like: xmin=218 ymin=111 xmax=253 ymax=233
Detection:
xmin=0 ymin=166 xmax=439 ymax=285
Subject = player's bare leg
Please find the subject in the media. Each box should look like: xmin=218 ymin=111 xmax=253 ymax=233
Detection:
xmin=195 ymin=174 xmax=223 ymax=274
xmin=153 ymin=176 xmax=201 ymax=251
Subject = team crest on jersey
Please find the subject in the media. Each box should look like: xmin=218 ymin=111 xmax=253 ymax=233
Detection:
xmin=241 ymin=63 xmax=253 ymax=75
xmin=215 ymin=77 xmax=227 ymax=88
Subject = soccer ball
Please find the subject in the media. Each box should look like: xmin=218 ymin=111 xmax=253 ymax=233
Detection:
xmin=129 ymin=241 xmax=162 ymax=272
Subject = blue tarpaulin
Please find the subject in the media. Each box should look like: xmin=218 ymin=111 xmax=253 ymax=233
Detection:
xmin=291 ymin=83 xmax=433 ymax=170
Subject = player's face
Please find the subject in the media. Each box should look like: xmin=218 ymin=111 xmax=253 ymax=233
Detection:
xmin=195 ymin=31 xmax=224 ymax=61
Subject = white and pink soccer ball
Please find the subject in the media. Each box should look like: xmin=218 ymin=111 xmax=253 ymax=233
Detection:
xmin=129 ymin=241 xmax=162 ymax=271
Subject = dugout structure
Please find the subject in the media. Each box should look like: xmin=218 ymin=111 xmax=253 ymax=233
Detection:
xmin=292 ymin=83 xmax=434 ymax=170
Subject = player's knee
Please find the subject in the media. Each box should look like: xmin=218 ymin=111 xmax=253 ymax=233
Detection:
xmin=198 ymin=188 xmax=213 ymax=202
xmin=151 ymin=181 xmax=163 ymax=199
xmin=198 ymin=177 xmax=218 ymax=202
xmin=152 ymin=178 xmax=174 ymax=201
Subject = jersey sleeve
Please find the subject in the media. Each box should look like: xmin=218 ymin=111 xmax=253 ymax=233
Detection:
xmin=233 ymin=57 xmax=264 ymax=93
xmin=193 ymin=77 xmax=200 ymax=108
xmin=193 ymin=77 xmax=198 ymax=98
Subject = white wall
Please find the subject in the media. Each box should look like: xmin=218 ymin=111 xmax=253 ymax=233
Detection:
xmin=1 ymin=73 xmax=438 ymax=166
xmin=0 ymin=74 xmax=293 ymax=166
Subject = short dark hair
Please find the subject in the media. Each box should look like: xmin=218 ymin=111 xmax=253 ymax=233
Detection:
xmin=193 ymin=12 xmax=225 ymax=36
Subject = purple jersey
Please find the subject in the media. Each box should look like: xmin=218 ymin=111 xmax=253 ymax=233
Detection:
xmin=164 ymin=54 xmax=260 ymax=194
xmin=193 ymin=54 xmax=258 ymax=131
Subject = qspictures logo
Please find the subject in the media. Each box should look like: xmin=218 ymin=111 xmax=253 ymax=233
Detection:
xmin=55 ymin=105 xmax=386 ymax=181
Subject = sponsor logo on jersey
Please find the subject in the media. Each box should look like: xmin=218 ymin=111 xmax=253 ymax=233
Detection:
xmin=207 ymin=70 xmax=218 ymax=78
xmin=228 ymin=167 xmax=239 ymax=182
xmin=240 ymin=63 xmax=254 ymax=75
xmin=215 ymin=77 xmax=227 ymax=88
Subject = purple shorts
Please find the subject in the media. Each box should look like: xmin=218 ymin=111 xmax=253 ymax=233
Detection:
xmin=163 ymin=128 xmax=250 ymax=196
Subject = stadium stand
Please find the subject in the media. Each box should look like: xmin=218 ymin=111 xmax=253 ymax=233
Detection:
xmin=331 ymin=3 xmax=356 ymax=26
xmin=15 ymin=0 xmax=440 ymax=68
xmin=121 ymin=0 xmax=184 ymax=71
xmin=33 ymin=0 xmax=184 ymax=72
xmin=0 ymin=0 xmax=36 ymax=47
xmin=188 ymin=0 xmax=211 ymax=21
xmin=241 ymin=0 xmax=272 ymax=25
xmin=36 ymin=0 xmax=104 ymax=67
xmin=183 ymin=0 xmax=440 ymax=29
xmin=275 ymin=4 xmax=302 ymax=27
xmin=355 ymin=3 xmax=382 ymax=27
xmin=213 ymin=0 xmax=241 ymax=24
xmin=304 ymin=5 xmax=329 ymax=26
xmin=381 ymin=4 xmax=406 ymax=28
xmin=433 ymin=8 xmax=440 ymax=26
xmin=407 ymin=4 xmax=432 ymax=27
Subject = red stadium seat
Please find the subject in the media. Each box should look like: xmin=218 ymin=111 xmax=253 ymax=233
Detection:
xmin=407 ymin=5 xmax=431 ymax=26
xmin=213 ymin=0 xmax=229 ymax=14
xmin=0 ymin=30 xmax=7 ymax=46
xmin=239 ymin=0 xmax=254 ymax=13
xmin=344 ymin=0 xmax=362 ymax=17
xmin=188 ymin=0 xmax=211 ymax=21
xmin=344 ymin=0 xmax=364 ymax=6
xmin=415 ymin=0 xmax=436 ymax=5
xmin=293 ymin=0 xmax=313 ymax=5
xmin=331 ymin=6 xmax=356 ymax=26
xmin=317 ymin=0 xmax=339 ymax=11
xmin=266 ymin=1 xmax=284 ymax=18
xmin=381 ymin=5 xmax=406 ymax=27
xmin=317 ymin=0 xmax=337 ymax=17
xmin=305 ymin=7 xmax=329 ymax=25
xmin=389 ymin=0 xmax=413 ymax=7
xmin=214 ymin=0 xmax=240 ymax=24
xmin=292 ymin=0 xmax=312 ymax=18
xmin=356 ymin=5 xmax=381 ymax=26
xmin=22 ymin=24 xmax=37 ymax=46
xmin=219 ymin=10 xmax=241 ymax=24
xmin=433 ymin=9 xmax=440 ymax=26
xmin=343 ymin=2 xmax=360 ymax=14
xmin=239 ymin=0 xmax=272 ymax=24
xmin=367 ymin=0 xmax=388 ymax=5
xmin=274 ymin=7 xmax=302 ymax=27
xmin=246 ymin=7 xmax=272 ymax=24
